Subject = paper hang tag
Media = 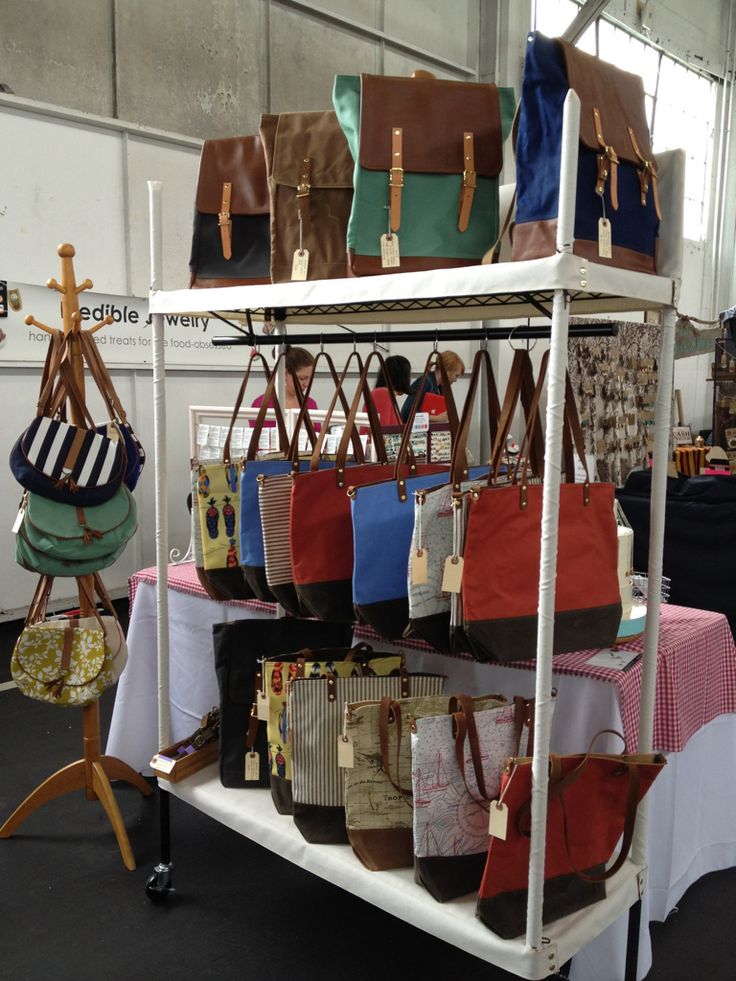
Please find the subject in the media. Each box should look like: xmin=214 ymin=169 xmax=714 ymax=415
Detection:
xmin=256 ymin=691 xmax=269 ymax=722
xmin=489 ymin=800 xmax=508 ymax=839
xmin=441 ymin=555 xmax=464 ymax=594
xmin=598 ymin=218 xmax=612 ymax=259
xmin=244 ymin=751 xmax=260 ymax=781
xmin=380 ymin=233 xmax=400 ymax=268
xmin=150 ymin=753 xmax=176 ymax=775
xmin=12 ymin=507 xmax=25 ymax=535
xmin=411 ymin=547 xmax=428 ymax=585
xmin=291 ymin=248 xmax=309 ymax=281
xmin=337 ymin=734 xmax=354 ymax=768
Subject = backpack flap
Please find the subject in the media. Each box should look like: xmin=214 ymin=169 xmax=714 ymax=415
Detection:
xmin=561 ymin=42 xmax=660 ymax=220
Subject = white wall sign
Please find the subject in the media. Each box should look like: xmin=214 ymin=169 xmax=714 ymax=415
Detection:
xmin=0 ymin=282 xmax=236 ymax=369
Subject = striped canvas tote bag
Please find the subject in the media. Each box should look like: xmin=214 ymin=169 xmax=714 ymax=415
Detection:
xmin=259 ymin=471 xmax=302 ymax=616
xmin=288 ymin=670 xmax=444 ymax=844
xmin=263 ymin=647 xmax=402 ymax=815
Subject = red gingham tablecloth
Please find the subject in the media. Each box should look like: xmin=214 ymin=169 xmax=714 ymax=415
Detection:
xmin=129 ymin=564 xmax=736 ymax=754
xmin=128 ymin=562 xmax=276 ymax=614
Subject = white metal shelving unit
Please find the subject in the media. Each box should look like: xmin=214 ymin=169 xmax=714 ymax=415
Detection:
xmin=146 ymin=92 xmax=685 ymax=979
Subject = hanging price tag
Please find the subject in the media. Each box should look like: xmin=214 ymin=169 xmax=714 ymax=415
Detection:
xmin=598 ymin=218 xmax=612 ymax=259
xmin=411 ymin=548 xmax=428 ymax=585
xmin=488 ymin=800 xmax=508 ymax=839
xmin=244 ymin=751 xmax=260 ymax=781
xmin=256 ymin=691 xmax=269 ymax=721
xmin=337 ymin=734 xmax=354 ymax=768
xmin=380 ymin=233 xmax=401 ymax=268
xmin=12 ymin=507 xmax=25 ymax=535
xmin=291 ymin=248 xmax=309 ymax=281
xmin=441 ymin=555 xmax=464 ymax=593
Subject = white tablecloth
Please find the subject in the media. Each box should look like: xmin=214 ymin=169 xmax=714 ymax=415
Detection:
xmin=106 ymin=579 xmax=736 ymax=981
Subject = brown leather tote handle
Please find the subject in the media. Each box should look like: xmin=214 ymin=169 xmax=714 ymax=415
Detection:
xmin=379 ymin=697 xmax=413 ymax=798
xmin=244 ymin=351 xmax=291 ymax=462
xmin=289 ymin=350 xmax=364 ymax=466
xmin=450 ymin=347 xmax=501 ymax=489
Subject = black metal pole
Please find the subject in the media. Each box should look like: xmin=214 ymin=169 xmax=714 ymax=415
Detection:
xmin=624 ymin=899 xmax=643 ymax=981
xmin=145 ymin=786 xmax=175 ymax=901
xmin=210 ymin=322 xmax=618 ymax=346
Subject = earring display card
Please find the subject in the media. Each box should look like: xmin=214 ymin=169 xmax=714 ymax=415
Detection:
xmin=568 ymin=320 xmax=662 ymax=486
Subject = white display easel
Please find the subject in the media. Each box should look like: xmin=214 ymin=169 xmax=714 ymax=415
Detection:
xmin=145 ymin=92 xmax=685 ymax=979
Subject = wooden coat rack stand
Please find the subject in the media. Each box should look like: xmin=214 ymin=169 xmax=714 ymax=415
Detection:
xmin=0 ymin=244 xmax=153 ymax=869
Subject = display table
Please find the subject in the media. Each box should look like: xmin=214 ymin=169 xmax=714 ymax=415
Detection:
xmin=107 ymin=563 xmax=736 ymax=980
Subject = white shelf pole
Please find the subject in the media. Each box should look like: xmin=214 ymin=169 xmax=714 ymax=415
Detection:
xmin=631 ymin=303 xmax=676 ymax=865
xmin=525 ymin=89 xmax=581 ymax=950
xmin=148 ymin=179 xmax=171 ymax=749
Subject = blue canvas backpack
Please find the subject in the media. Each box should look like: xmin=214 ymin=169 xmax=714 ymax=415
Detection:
xmin=513 ymin=32 xmax=661 ymax=273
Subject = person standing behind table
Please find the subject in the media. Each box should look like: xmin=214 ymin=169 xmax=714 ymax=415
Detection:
xmin=250 ymin=346 xmax=318 ymax=428
xmin=400 ymin=350 xmax=465 ymax=424
xmin=367 ymin=355 xmax=412 ymax=428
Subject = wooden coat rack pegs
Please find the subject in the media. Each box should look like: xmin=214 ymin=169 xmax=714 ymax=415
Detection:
xmin=0 ymin=243 xmax=152 ymax=870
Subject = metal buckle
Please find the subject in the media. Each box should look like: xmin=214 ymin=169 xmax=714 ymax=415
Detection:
xmin=462 ymin=169 xmax=477 ymax=189
xmin=218 ymin=212 xmax=231 ymax=226
xmin=296 ymin=181 xmax=311 ymax=198
xmin=389 ymin=166 xmax=404 ymax=188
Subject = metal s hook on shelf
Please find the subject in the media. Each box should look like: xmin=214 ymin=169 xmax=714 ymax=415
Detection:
xmin=508 ymin=322 xmax=538 ymax=353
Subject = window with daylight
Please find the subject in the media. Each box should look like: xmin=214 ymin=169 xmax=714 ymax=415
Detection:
xmin=532 ymin=0 xmax=718 ymax=241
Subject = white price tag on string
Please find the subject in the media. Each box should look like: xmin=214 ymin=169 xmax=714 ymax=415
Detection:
xmin=245 ymin=752 xmax=260 ymax=781
xmin=441 ymin=555 xmax=464 ymax=593
xmin=256 ymin=691 xmax=269 ymax=721
xmin=380 ymin=233 xmax=400 ymax=268
xmin=337 ymin=735 xmax=354 ymax=768
xmin=598 ymin=218 xmax=612 ymax=259
xmin=411 ymin=548 xmax=428 ymax=585
xmin=291 ymin=249 xmax=310 ymax=281
xmin=489 ymin=800 xmax=508 ymax=839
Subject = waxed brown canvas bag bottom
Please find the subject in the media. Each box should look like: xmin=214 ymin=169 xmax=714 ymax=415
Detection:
xmin=476 ymin=865 xmax=606 ymax=939
xmin=348 ymin=828 xmax=414 ymax=871
xmin=293 ymin=803 xmax=348 ymax=844
xmin=464 ymin=604 xmax=622 ymax=663
xmin=414 ymin=852 xmax=488 ymax=902
xmin=241 ymin=564 xmax=277 ymax=603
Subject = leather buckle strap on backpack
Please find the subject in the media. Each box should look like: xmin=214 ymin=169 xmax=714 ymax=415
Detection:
xmin=458 ymin=131 xmax=477 ymax=232
xmin=218 ymin=181 xmax=233 ymax=259
xmin=592 ymin=107 xmax=619 ymax=209
xmin=295 ymin=156 xmax=312 ymax=230
xmin=628 ymin=124 xmax=662 ymax=218
xmin=389 ymin=126 xmax=404 ymax=232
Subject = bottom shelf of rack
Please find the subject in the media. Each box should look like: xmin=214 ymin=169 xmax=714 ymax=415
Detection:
xmin=161 ymin=764 xmax=645 ymax=980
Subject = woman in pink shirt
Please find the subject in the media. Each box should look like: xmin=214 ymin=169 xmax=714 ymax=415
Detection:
xmin=251 ymin=346 xmax=318 ymax=426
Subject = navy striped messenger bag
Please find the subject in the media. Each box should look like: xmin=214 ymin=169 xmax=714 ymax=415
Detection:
xmin=10 ymin=338 xmax=127 ymax=507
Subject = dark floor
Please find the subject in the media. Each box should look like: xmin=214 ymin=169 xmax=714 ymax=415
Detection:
xmin=1 ymin=605 xmax=735 ymax=981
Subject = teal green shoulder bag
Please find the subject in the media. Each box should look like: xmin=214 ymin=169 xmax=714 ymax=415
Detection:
xmin=16 ymin=486 xmax=137 ymax=576
xmin=332 ymin=72 xmax=515 ymax=275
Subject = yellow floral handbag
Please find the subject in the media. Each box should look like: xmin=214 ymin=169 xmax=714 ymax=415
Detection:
xmin=11 ymin=575 xmax=125 ymax=707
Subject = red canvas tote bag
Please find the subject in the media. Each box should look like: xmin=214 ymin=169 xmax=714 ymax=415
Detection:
xmin=462 ymin=366 xmax=622 ymax=662
xmin=291 ymin=353 xmax=445 ymax=623
xmin=476 ymin=732 xmax=666 ymax=938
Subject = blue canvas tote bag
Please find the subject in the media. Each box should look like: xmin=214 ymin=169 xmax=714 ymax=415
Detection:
xmin=513 ymin=32 xmax=660 ymax=273
xmin=350 ymin=353 xmax=464 ymax=639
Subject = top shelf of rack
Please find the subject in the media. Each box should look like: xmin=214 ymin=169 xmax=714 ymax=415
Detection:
xmin=149 ymin=250 xmax=679 ymax=326
xmin=149 ymin=146 xmax=684 ymax=328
